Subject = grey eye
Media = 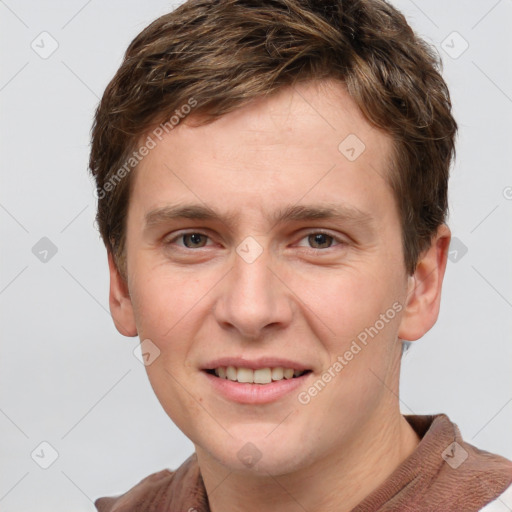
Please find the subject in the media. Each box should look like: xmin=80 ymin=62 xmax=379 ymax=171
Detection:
xmin=182 ymin=233 xmax=208 ymax=248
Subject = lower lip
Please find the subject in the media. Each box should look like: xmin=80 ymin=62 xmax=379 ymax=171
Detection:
xmin=202 ymin=371 xmax=311 ymax=404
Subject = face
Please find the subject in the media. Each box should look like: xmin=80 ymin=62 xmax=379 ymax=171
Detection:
xmin=109 ymin=79 xmax=444 ymax=476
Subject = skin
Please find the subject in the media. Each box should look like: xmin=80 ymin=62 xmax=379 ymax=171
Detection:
xmin=108 ymin=79 xmax=451 ymax=512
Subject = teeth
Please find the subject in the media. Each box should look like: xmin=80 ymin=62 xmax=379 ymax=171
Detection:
xmin=213 ymin=366 xmax=306 ymax=384
xmin=283 ymin=368 xmax=294 ymax=379
xmin=271 ymin=367 xmax=283 ymax=380
xmin=237 ymin=367 xmax=253 ymax=383
xmin=226 ymin=366 xmax=237 ymax=380
xmin=254 ymin=368 xmax=272 ymax=384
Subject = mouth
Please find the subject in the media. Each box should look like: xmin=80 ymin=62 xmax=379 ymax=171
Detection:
xmin=204 ymin=366 xmax=312 ymax=384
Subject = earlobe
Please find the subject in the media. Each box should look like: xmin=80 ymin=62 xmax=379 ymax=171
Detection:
xmin=107 ymin=251 xmax=138 ymax=337
xmin=398 ymin=224 xmax=451 ymax=341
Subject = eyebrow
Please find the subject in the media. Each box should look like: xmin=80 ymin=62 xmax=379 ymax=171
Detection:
xmin=144 ymin=203 xmax=375 ymax=232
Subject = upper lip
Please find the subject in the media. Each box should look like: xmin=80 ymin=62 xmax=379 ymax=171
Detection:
xmin=202 ymin=357 xmax=311 ymax=371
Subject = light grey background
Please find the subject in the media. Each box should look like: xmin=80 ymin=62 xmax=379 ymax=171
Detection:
xmin=0 ymin=0 xmax=511 ymax=510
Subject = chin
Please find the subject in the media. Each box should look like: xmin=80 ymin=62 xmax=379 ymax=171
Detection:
xmin=196 ymin=426 xmax=316 ymax=476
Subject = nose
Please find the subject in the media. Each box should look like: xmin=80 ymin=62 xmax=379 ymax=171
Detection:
xmin=213 ymin=240 xmax=293 ymax=340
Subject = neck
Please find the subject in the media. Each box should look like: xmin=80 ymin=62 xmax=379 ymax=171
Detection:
xmin=197 ymin=408 xmax=421 ymax=512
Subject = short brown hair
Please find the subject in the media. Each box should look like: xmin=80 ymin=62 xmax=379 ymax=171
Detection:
xmin=89 ymin=0 xmax=457 ymax=277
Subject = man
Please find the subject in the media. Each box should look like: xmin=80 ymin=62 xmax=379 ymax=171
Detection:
xmin=89 ymin=0 xmax=512 ymax=510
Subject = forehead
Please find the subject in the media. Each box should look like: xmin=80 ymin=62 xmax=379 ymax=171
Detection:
xmin=129 ymin=79 xmax=396 ymax=228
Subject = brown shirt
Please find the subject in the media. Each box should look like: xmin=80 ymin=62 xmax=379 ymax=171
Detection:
xmin=95 ymin=413 xmax=512 ymax=511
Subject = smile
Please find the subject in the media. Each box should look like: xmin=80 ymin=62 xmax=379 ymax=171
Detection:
xmin=206 ymin=366 xmax=311 ymax=384
xmin=202 ymin=365 xmax=313 ymax=404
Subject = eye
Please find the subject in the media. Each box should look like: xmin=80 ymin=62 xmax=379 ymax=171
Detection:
xmin=297 ymin=231 xmax=345 ymax=250
xmin=164 ymin=230 xmax=347 ymax=252
xmin=167 ymin=232 xmax=212 ymax=249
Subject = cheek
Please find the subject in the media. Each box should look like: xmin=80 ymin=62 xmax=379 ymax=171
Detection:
xmin=129 ymin=268 xmax=210 ymax=432
xmin=290 ymin=263 xmax=397 ymax=340
xmin=129 ymin=264 xmax=200 ymax=351
xmin=302 ymin=276 xmax=403 ymax=417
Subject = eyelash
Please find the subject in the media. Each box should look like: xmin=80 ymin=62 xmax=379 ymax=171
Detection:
xmin=164 ymin=230 xmax=347 ymax=252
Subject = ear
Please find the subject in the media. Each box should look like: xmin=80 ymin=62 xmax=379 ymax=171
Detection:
xmin=107 ymin=251 xmax=138 ymax=337
xmin=398 ymin=224 xmax=451 ymax=341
